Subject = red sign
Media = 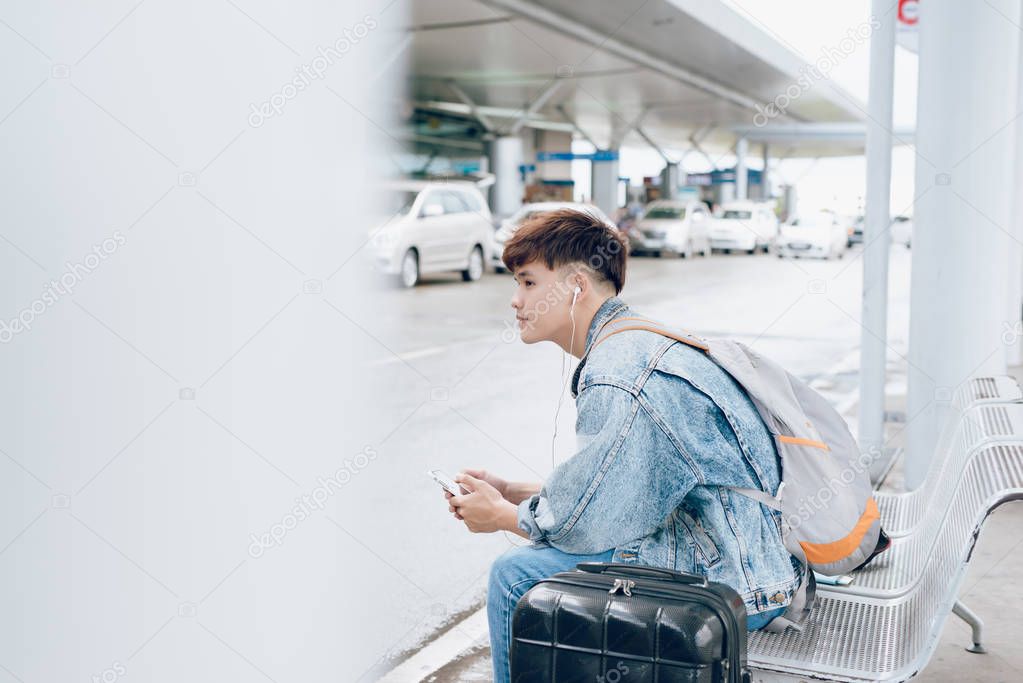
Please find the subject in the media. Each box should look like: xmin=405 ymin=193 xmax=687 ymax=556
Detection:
xmin=898 ymin=0 xmax=919 ymax=26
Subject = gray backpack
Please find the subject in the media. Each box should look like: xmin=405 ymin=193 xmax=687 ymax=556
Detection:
xmin=587 ymin=316 xmax=882 ymax=631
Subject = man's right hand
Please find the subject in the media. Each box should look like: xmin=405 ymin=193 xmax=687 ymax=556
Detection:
xmin=459 ymin=468 xmax=508 ymax=499
xmin=444 ymin=468 xmax=509 ymax=520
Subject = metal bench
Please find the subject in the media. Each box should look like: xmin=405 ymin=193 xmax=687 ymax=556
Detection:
xmin=749 ymin=443 xmax=1023 ymax=680
xmin=951 ymin=375 xmax=1023 ymax=409
xmin=747 ymin=378 xmax=1023 ymax=681
xmin=869 ymin=375 xmax=1021 ymax=487
xmin=877 ymin=402 xmax=1023 ymax=537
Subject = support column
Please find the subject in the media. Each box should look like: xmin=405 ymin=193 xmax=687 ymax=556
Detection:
xmin=661 ymin=162 xmax=680 ymax=200
xmin=735 ymin=137 xmax=748 ymax=200
xmin=591 ymin=150 xmax=620 ymax=218
xmin=490 ymin=136 xmax=524 ymax=219
xmin=904 ymin=0 xmax=1018 ymax=488
xmin=782 ymin=184 xmax=797 ymax=222
xmin=761 ymin=143 xmax=770 ymax=200
xmin=1008 ymin=0 xmax=1023 ymax=367
xmin=857 ymin=0 xmax=897 ymax=461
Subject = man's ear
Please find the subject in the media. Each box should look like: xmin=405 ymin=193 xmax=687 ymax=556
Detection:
xmin=571 ymin=270 xmax=587 ymax=296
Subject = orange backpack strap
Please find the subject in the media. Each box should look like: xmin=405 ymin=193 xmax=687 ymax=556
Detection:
xmin=590 ymin=317 xmax=710 ymax=354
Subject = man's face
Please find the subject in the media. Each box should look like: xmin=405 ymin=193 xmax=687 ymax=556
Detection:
xmin=510 ymin=261 xmax=576 ymax=344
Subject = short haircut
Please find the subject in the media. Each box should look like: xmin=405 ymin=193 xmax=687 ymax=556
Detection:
xmin=502 ymin=208 xmax=628 ymax=294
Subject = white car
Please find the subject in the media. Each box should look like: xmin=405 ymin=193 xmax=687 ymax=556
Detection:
xmin=630 ymin=200 xmax=711 ymax=258
xmin=371 ymin=181 xmax=493 ymax=287
xmin=890 ymin=215 xmax=913 ymax=248
xmin=491 ymin=202 xmax=615 ymax=272
xmin=708 ymin=201 xmax=778 ymax=254
xmin=774 ymin=211 xmax=849 ymax=259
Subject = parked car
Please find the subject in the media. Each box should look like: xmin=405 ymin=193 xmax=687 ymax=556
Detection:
xmin=774 ymin=211 xmax=849 ymax=259
xmin=630 ymin=200 xmax=711 ymax=258
xmin=890 ymin=215 xmax=913 ymax=248
xmin=371 ymin=181 xmax=493 ymax=287
xmin=848 ymin=215 xmax=865 ymax=246
xmin=708 ymin=200 xmax=779 ymax=254
xmin=846 ymin=215 xmax=912 ymax=248
xmin=491 ymin=202 xmax=615 ymax=272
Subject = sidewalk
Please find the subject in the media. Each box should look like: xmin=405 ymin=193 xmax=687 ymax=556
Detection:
xmin=382 ymin=364 xmax=1023 ymax=682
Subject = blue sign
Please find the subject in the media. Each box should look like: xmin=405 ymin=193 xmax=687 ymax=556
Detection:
xmin=536 ymin=150 xmax=620 ymax=162
xmin=685 ymin=167 xmax=762 ymax=186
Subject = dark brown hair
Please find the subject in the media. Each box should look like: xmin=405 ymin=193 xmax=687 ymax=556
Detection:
xmin=501 ymin=208 xmax=628 ymax=294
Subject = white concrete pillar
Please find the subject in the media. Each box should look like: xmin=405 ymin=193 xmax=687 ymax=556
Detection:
xmin=1008 ymin=0 xmax=1023 ymax=367
xmin=904 ymin=0 xmax=1018 ymax=488
xmin=761 ymin=143 xmax=770 ymax=200
xmin=0 ymin=0 xmax=406 ymax=676
xmin=857 ymin=0 xmax=897 ymax=460
xmin=591 ymin=150 xmax=620 ymax=218
xmin=735 ymin=137 xmax=748 ymax=200
xmin=661 ymin=162 xmax=680 ymax=200
xmin=782 ymin=184 xmax=797 ymax=222
xmin=491 ymin=135 xmax=524 ymax=219
xmin=718 ymin=181 xmax=735 ymax=205
xmin=535 ymin=130 xmax=573 ymax=182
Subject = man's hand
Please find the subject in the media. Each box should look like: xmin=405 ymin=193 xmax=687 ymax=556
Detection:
xmin=460 ymin=468 xmax=508 ymax=498
xmin=447 ymin=473 xmax=524 ymax=535
xmin=443 ymin=468 xmax=508 ymax=521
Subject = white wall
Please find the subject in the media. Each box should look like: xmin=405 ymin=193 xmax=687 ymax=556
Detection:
xmin=0 ymin=1 xmax=406 ymax=679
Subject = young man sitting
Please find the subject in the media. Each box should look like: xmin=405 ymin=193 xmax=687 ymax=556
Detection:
xmin=445 ymin=208 xmax=802 ymax=683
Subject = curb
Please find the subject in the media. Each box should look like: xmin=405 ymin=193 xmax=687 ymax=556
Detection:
xmin=378 ymin=607 xmax=489 ymax=682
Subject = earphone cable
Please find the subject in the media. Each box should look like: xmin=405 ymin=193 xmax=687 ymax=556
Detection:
xmin=551 ymin=287 xmax=579 ymax=469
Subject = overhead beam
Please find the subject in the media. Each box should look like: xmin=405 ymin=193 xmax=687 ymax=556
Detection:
xmin=402 ymin=133 xmax=486 ymax=152
xmin=446 ymin=81 xmax=496 ymax=133
xmin=414 ymin=99 xmax=575 ymax=133
xmin=730 ymin=122 xmax=915 ymax=145
xmin=479 ymin=0 xmax=795 ymax=121
xmin=508 ymin=79 xmax=564 ymax=135
xmin=634 ymin=126 xmax=674 ymax=164
xmin=687 ymin=126 xmax=718 ymax=170
xmin=610 ymin=107 xmax=649 ymax=148
xmin=556 ymin=104 xmax=598 ymax=148
xmin=409 ymin=16 xmax=514 ymax=32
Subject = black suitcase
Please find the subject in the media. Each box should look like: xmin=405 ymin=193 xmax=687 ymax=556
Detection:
xmin=510 ymin=562 xmax=750 ymax=683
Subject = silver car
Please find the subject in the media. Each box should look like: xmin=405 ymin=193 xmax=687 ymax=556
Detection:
xmin=371 ymin=181 xmax=493 ymax=287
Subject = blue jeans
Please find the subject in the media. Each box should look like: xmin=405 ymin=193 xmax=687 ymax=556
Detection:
xmin=486 ymin=543 xmax=786 ymax=683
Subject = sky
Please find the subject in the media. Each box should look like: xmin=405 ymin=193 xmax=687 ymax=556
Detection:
xmin=590 ymin=0 xmax=920 ymax=216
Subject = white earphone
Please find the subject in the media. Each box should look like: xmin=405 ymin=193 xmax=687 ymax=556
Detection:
xmin=552 ymin=280 xmax=583 ymax=467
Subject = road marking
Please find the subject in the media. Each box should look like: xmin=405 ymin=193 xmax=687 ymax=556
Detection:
xmin=369 ymin=346 xmax=446 ymax=366
xmin=369 ymin=333 xmax=505 ymax=367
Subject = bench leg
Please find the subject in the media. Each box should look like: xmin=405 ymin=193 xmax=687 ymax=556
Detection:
xmin=953 ymin=600 xmax=987 ymax=654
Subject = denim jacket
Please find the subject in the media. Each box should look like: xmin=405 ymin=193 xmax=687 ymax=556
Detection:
xmin=517 ymin=296 xmax=803 ymax=616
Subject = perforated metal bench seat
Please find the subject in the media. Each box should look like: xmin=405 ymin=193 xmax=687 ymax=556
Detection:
xmin=952 ymin=375 xmax=1022 ymax=410
xmin=749 ymin=442 xmax=1023 ymax=681
xmin=876 ymin=403 xmax=1023 ymax=537
xmin=824 ymin=443 xmax=1023 ymax=598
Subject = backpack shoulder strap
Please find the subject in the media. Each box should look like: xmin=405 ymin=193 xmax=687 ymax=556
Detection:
xmin=571 ymin=316 xmax=708 ymax=398
xmin=590 ymin=317 xmax=710 ymax=354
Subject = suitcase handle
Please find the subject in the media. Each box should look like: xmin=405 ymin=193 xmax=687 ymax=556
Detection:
xmin=575 ymin=562 xmax=708 ymax=586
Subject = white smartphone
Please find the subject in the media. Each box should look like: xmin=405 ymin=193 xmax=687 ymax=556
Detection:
xmin=813 ymin=571 xmax=854 ymax=586
xmin=428 ymin=469 xmax=468 ymax=496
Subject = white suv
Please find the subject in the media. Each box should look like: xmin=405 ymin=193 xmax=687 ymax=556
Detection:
xmin=630 ymin=200 xmax=711 ymax=258
xmin=709 ymin=201 xmax=779 ymax=254
xmin=371 ymin=181 xmax=493 ymax=288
